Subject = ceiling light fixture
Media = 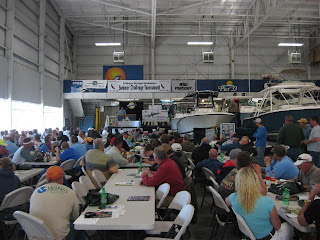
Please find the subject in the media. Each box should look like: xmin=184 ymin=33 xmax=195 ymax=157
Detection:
xmin=187 ymin=41 xmax=213 ymax=46
xmin=278 ymin=43 xmax=303 ymax=47
xmin=95 ymin=43 xmax=121 ymax=46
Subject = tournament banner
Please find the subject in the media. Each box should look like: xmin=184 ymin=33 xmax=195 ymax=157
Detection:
xmin=64 ymin=80 xmax=108 ymax=93
xmin=142 ymin=110 xmax=169 ymax=122
xmin=108 ymin=80 xmax=171 ymax=93
xmin=103 ymin=65 xmax=143 ymax=80
xmin=171 ymin=80 xmax=196 ymax=93
xmin=197 ymin=79 xmax=268 ymax=92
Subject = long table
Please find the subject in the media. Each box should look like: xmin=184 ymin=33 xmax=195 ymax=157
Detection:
xmin=267 ymin=191 xmax=316 ymax=233
xmin=26 ymin=158 xmax=58 ymax=167
xmin=15 ymin=168 xmax=44 ymax=182
xmin=121 ymin=162 xmax=152 ymax=168
xmin=74 ymin=168 xmax=155 ymax=231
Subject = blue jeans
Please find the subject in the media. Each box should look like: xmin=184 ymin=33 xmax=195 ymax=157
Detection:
xmin=309 ymin=151 xmax=320 ymax=168
xmin=256 ymin=147 xmax=265 ymax=166
xmin=287 ymin=147 xmax=301 ymax=162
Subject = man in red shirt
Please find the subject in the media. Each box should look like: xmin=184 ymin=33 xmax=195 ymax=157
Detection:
xmin=141 ymin=146 xmax=184 ymax=206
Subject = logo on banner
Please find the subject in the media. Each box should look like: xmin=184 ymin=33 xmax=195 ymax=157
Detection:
xmin=218 ymin=80 xmax=237 ymax=92
xmin=127 ymin=102 xmax=136 ymax=109
xmin=105 ymin=67 xmax=126 ymax=80
xmin=174 ymin=82 xmax=193 ymax=91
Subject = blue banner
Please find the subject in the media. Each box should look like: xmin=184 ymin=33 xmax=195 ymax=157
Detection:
xmin=103 ymin=65 xmax=143 ymax=80
xmin=197 ymin=79 xmax=268 ymax=92
xmin=63 ymin=80 xmax=108 ymax=93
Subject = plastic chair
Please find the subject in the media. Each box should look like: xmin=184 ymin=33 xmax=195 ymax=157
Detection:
xmin=92 ymin=169 xmax=108 ymax=189
xmin=156 ymin=183 xmax=170 ymax=209
xmin=13 ymin=211 xmax=55 ymax=240
xmin=0 ymin=187 xmax=34 ymax=240
xmin=74 ymin=156 xmax=84 ymax=168
xmin=60 ymin=159 xmax=76 ymax=172
xmin=185 ymin=170 xmax=193 ymax=178
xmin=207 ymin=186 xmax=231 ymax=240
xmin=200 ymin=167 xmax=216 ymax=208
xmin=163 ymin=191 xmax=191 ymax=221
xmin=79 ymin=175 xmax=96 ymax=191
xmin=71 ymin=181 xmax=88 ymax=206
xmin=232 ymin=207 xmax=256 ymax=240
xmin=35 ymin=179 xmax=48 ymax=188
xmin=209 ymin=176 xmax=219 ymax=191
xmin=145 ymin=204 xmax=195 ymax=240
xmin=8 ymin=153 xmax=14 ymax=159
xmin=82 ymin=166 xmax=89 ymax=177
xmin=187 ymin=158 xmax=195 ymax=170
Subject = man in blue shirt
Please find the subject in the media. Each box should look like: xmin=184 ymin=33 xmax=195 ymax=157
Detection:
xmin=264 ymin=145 xmax=299 ymax=180
xmin=70 ymin=136 xmax=87 ymax=158
xmin=3 ymin=137 xmax=18 ymax=155
xmin=55 ymin=142 xmax=80 ymax=163
xmin=253 ymin=118 xmax=268 ymax=166
xmin=195 ymin=149 xmax=223 ymax=176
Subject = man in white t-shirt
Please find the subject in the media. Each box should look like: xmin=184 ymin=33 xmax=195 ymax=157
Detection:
xmin=30 ymin=166 xmax=83 ymax=240
xmin=303 ymin=116 xmax=320 ymax=168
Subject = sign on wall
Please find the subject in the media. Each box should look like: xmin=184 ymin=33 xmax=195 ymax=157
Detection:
xmin=171 ymin=80 xmax=196 ymax=92
xmin=142 ymin=110 xmax=169 ymax=122
xmin=64 ymin=80 xmax=108 ymax=93
xmin=108 ymin=80 xmax=171 ymax=93
xmin=103 ymin=65 xmax=143 ymax=80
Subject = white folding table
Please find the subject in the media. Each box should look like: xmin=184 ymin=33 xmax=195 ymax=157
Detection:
xmin=120 ymin=162 xmax=152 ymax=168
xmin=15 ymin=168 xmax=45 ymax=182
xmin=74 ymin=168 xmax=155 ymax=231
xmin=26 ymin=158 xmax=58 ymax=167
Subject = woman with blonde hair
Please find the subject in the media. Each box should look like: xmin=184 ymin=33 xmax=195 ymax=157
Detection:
xmin=226 ymin=167 xmax=292 ymax=240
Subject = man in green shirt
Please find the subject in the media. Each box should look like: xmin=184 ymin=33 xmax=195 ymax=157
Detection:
xmin=277 ymin=115 xmax=304 ymax=161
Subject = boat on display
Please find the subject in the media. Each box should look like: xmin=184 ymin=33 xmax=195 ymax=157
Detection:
xmin=243 ymin=82 xmax=320 ymax=132
xmin=171 ymin=91 xmax=234 ymax=135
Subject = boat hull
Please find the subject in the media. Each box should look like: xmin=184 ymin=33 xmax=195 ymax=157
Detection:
xmin=176 ymin=113 xmax=234 ymax=135
xmin=243 ymin=107 xmax=320 ymax=132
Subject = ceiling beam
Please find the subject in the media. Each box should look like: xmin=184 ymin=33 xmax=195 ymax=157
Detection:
xmin=151 ymin=0 xmax=157 ymax=48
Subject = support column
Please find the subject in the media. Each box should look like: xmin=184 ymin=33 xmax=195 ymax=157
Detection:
xmin=39 ymin=0 xmax=46 ymax=131
xmin=60 ymin=17 xmax=65 ymax=125
xmin=5 ymin=0 xmax=15 ymax=129
xmin=72 ymin=36 xmax=77 ymax=79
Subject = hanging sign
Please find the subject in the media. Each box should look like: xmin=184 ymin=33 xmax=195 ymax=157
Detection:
xmin=171 ymin=80 xmax=196 ymax=92
xmin=108 ymin=80 xmax=171 ymax=93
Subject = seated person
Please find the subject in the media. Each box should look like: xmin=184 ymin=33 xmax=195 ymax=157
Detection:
xmin=264 ymin=145 xmax=299 ymax=180
xmin=0 ymin=140 xmax=9 ymax=158
xmin=226 ymin=167 xmax=292 ymax=240
xmin=219 ymin=136 xmax=241 ymax=153
xmin=294 ymin=154 xmax=320 ymax=188
xmin=123 ymin=132 xmax=133 ymax=149
xmin=106 ymin=137 xmax=132 ymax=168
xmin=85 ymin=137 xmax=94 ymax=151
xmin=55 ymin=142 xmax=80 ymax=163
xmin=169 ymin=135 xmax=175 ymax=145
xmin=162 ymin=144 xmax=186 ymax=179
xmin=181 ymin=134 xmax=195 ymax=152
xmin=216 ymin=148 xmax=242 ymax=184
xmin=192 ymin=137 xmax=211 ymax=165
xmin=239 ymin=136 xmax=257 ymax=156
xmin=195 ymin=149 xmax=223 ymax=176
xmin=70 ymin=136 xmax=87 ymax=158
xmin=221 ymin=132 xmax=237 ymax=146
xmin=3 ymin=137 xmax=19 ymax=155
xmin=298 ymin=184 xmax=320 ymax=239
xmin=141 ymin=144 xmax=156 ymax=166
xmin=34 ymin=134 xmax=42 ymax=148
xmin=30 ymin=166 xmax=83 ymax=240
xmin=12 ymin=138 xmax=43 ymax=165
xmin=141 ymin=146 xmax=184 ymax=206
xmin=84 ymin=138 xmax=118 ymax=188
xmin=39 ymin=135 xmax=54 ymax=153
xmin=0 ymin=158 xmax=20 ymax=202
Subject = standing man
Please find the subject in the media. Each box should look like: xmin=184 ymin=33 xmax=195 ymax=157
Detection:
xmin=277 ymin=115 xmax=304 ymax=161
xmin=253 ymin=118 xmax=268 ymax=166
xmin=303 ymin=116 xmax=320 ymax=168
xmin=228 ymin=99 xmax=240 ymax=128
xmin=298 ymin=118 xmax=312 ymax=140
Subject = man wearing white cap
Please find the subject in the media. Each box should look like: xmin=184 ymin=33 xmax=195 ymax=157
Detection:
xmin=253 ymin=118 xmax=268 ymax=166
xmin=12 ymin=138 xmax=43 ymax=165
xmin=294 ymin=154 xmax=320 ymax=188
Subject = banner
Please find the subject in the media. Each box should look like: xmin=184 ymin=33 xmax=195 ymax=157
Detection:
xmin=142 ymin=110 xmax=169 ymax=122
xmin=108 ymin=80 xmax=171 ymax=93
xmin=171 ymin=80 xmax=196 ymax=92
xmin=197 ymin=79 xmax=268 ymax=92
xmin=64 ymin=80 xmax=108 ymax=93
xmin=103 ymin=65 xmax=143 ymax=80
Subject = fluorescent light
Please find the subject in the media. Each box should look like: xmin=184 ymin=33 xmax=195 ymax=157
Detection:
xmin=187 ymin=41 xmax=213 ymax=45
xmin=278 ymin=43 xmax=303 ymax=47
xmin=95 ymin=43 xmax=121 ymax=46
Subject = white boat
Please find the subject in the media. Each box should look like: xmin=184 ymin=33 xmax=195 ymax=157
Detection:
xmin=243 ymin=82 xmax=320 ymax=132
xmin=171 ymin=91 xmax=234 ymax=135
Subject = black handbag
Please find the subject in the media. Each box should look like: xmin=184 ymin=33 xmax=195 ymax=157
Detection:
xmin=268 ymin=181 xmax=305 ymax=195
xmin=84 ymin=190 xmax=119 ymax=207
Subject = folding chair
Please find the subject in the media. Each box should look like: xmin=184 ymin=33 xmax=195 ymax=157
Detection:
xmin=92 ymin=169 xmax=108 ymax=189
xmin=200 ymin=167 xmax=216 ymax=208
xmin=232 ymin=208 xmax=256 ymax=240
xmin=0 ymin=187 xmax=34 ymax=240
xmin=79 ymin=175 xmax=96 ymax=191
xmin=71 ymin=181 xmax=88 ymax=206
xmin=82 ymin=166 xmax=89 ymax=177
xmin=13 ymin=211 xmax=55 ymax=240
xmin=163 ymin=191 xmax=191 ymax=221
xmin=73 ymin=156 xmax=84 ymax=169
xmin=155 ymin=183 xmax=170 ymax=219
xmin=187 ymin=158 xmax=195 ymax=170
xmin=145 ymin=204 xmax=194 ymax=240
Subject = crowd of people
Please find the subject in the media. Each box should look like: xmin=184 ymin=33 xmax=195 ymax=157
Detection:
xmin=0 ymin=113 xmax=319 ymax=239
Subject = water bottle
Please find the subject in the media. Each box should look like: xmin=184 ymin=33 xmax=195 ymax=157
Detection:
xmin=270 ymin=171 xmax=276 ymax=184
xmin=282 ymin=188 xmax=290 ymax=206
xmin=265 ymin=170 xmax=270 ymax=185
xmin=100 ymin=187 xmax=107 ymax=208
xmin=138 ymin=161 xmax=143 ymax=173
xmin=220 ymin=152 xmax=224 ymax=162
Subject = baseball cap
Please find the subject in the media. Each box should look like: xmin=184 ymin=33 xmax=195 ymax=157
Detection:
xmin=229 ymin=148 xmax=242 ymax=160
xmin=86 ymin=137 xmax=93 ymax=143
xmin=294 ymin=154 xmax=312 ymax=166
xmin=171 ymin=143 xmax=182 ymax=152
xmin=0 ymin=139 xmax=8 ymax=146
xmin=23 ymin=138 xmax=33 ymax=145
xmin=46 ymin=166 xmax=63 ymax=180
xmin=297 ymin=118 xmax=308 ymax=123
xmin=88 ymin=127 xmax=94 ymax=131
xmin=254 ymin=118 xmax=262 ymax=124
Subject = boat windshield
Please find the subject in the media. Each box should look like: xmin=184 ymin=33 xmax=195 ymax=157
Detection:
xmin=198 ymin=97 xmax=213 ymax=108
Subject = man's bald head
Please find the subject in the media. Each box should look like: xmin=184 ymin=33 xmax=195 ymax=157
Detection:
xmin=209 ymin=149 xmax=218 ymax=159
xmin=201 ymin=137 xmax=210 ymax=145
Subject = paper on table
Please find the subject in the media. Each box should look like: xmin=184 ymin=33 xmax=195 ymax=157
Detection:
xmin=115 ymin=182 xmax=135 ymax=186
xmin=287 ymin=213 xmax=298 ymax=218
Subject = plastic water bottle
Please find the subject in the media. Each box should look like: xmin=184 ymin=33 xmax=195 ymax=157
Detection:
xmin=270 ymin=171 xmax=276 ymax=184
xmin=220 ymin=152 xmax=224 ymax=162
xmin=282 ymin=188 xmax=290 ymax=206
xmin=100 ymin=187 xmax=107 ymax=208
xmin=138 ymin=161 xmax=143 ymax=173
xmin=265 ymin=170 xmax=270 ymax=185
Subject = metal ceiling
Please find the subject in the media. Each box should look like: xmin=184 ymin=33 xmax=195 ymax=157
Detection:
xmin=52 ymin=0 xmax=320 ymax=42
